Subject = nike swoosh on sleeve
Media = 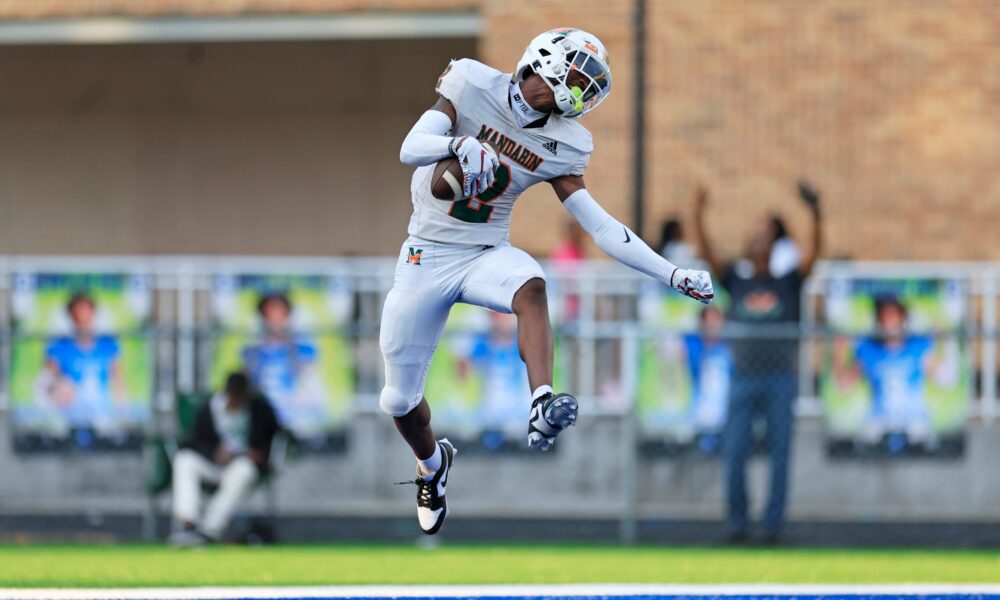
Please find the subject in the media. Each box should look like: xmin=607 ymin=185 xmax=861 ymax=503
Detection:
xmin=623 ymin=228 xmax=631 ymax=243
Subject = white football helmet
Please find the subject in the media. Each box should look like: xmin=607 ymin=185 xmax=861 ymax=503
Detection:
xmin=515 ymin=28 xmax=612 ymax=119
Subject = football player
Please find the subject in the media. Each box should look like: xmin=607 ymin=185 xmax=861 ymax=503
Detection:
xmin=383 ymin=28 xmax=714 ymax=534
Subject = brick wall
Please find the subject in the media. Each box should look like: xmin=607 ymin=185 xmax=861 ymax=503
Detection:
xmin=493 ymin=0 xmax=1000 ymax=261
xmin=2 ymin=0 xmax=998 ymax=260
xmin=645 ymin=0 xmax=1000 ymax=262
xmin=0 ymin=1 xmax=472 ymax=19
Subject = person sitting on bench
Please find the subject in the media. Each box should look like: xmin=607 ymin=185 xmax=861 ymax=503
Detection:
xmin=168 ymin=372 xmax=279 ymax=546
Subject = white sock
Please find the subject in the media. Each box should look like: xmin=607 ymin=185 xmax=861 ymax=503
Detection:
xmin=417 ymin=443 xmax=442 ymax=479
xmin=532 ymin=385 xmax=554 ymax=400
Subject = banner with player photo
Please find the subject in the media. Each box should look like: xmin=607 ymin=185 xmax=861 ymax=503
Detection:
xmin=208 ymin=274 xmax=354 ymax=449
xmin=8 ymin=272 xmax=153 ymax=452
xmin=636 ymin=281 xmax=731 ymax=456
xmin=820 ymin=277 xmax=970 ymax=457
xmin=423 ymin=302 xmax=567 ymax=453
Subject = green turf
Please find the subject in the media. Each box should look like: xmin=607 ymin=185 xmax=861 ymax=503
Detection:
xmin=1 ymin=545 xmax=999 ymax=588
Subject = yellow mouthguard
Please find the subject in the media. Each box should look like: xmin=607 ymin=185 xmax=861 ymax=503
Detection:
xmin=570 ymin=86 xmax=584 ymax=111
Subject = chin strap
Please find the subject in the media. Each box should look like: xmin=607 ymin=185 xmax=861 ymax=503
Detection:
xmin=509 ymin=81 xmax=548 ymax=128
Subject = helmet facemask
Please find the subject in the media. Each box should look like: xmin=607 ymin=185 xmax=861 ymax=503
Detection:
xmin=546 ymin=50 xmax=611 ymax=118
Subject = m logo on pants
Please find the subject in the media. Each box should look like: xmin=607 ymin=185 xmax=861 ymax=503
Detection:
xmin=407 ymin=247 xmax=423 ymax=266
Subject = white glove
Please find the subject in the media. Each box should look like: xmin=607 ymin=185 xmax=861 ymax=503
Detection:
xmin=449 ymin=136 xmax=499 ymax=197
xmin=670 ymin=268 xmax=715 ymax=304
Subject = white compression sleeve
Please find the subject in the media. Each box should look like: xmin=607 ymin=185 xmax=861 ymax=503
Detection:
xmin=563 ymin=188 xmax=678 ymax=282
xmin=399 ymin=109 xmax=454 ymax=167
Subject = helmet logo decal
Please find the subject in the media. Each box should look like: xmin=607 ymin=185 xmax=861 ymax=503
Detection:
xmin=435 ymin=62 xmax=454 ymax=94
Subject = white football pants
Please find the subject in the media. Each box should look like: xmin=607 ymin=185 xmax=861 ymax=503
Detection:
xmin=378 ymin=235 xmax=545 ymax=417
xmin=171 ymin=448 xmax=259 ymax=539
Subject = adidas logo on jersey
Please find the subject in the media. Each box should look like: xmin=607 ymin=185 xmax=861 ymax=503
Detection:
xmin=542 ymin=141 xmax=559 ymax=156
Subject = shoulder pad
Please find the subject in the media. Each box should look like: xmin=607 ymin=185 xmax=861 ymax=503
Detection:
xmin=435 ymin=58 xmax=504 ymax=105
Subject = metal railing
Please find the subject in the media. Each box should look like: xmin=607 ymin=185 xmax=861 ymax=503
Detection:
xmin=0 ymin=256 xmax=994 ymax=424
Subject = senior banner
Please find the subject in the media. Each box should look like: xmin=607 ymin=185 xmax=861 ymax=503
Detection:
xmin=635 ymin=281 xmax=731 ymax=456
xmin=8 ymin=272 xmax=153 ymax=451
xmin=209 ymin=274 xmax=354 ymax=448
xmin=423 ymin=301 xmax=569 ymax=453
xmin=821 ymin=277 xmax=970 ymax=457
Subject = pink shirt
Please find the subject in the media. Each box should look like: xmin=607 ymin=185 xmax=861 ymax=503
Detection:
xmin=551 ymin=242 xmax=585 ymax=265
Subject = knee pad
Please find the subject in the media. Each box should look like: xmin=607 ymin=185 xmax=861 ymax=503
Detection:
xmin=379 ymin=385 xmax=419 ymax=418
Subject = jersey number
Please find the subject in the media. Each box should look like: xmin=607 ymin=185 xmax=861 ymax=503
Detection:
xmin=448 ymin=162 xmax=512 ymax=224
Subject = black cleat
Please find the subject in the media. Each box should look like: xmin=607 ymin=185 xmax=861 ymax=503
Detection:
xmin=527 ymin=392 xmax=578 ymax=451
xmin=399 ymin=439 xmax=456 ymax=535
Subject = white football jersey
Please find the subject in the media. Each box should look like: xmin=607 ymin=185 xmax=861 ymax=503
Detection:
xmin=407 ymin=59 xmax=594 ymax=246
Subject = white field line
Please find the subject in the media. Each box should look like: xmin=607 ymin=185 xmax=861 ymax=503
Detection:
xmin=3 ymin=584 xmax=1000 ymax=600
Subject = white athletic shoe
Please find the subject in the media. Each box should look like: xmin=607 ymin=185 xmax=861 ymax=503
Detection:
xmin=167 ymin=528 xmax=211 ymax=547
xmin=527 ymin=392 xmax=578 ymax=451
xmin=400 ymin=439 xmax=456 ymax=535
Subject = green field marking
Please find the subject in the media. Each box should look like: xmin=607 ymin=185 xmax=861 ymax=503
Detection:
xmin=0 ymin=545 xmax=998 ymax=588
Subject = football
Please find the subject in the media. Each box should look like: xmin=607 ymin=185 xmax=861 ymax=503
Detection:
xmin=430 ymin=139 xmax=499 ymax=201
